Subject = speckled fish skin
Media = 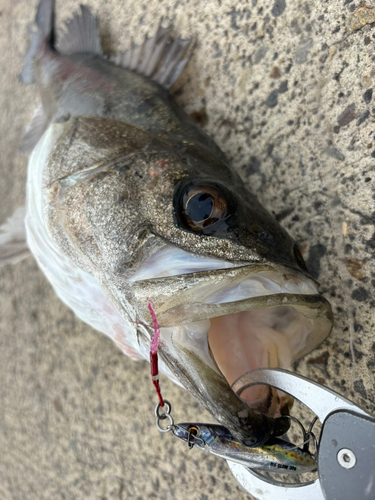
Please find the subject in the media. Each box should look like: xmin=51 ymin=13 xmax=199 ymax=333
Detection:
xmin=22 ymin=0 xmax=333 ymax=446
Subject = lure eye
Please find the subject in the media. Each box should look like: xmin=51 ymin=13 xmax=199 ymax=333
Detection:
xmin=181 ymin=185 xmax=227 ymax=231
xmin=188 ymin=426 xmax=199 ymax=437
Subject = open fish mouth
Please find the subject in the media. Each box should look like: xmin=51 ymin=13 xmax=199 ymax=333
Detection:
xmin=130 ymin=244 xmax=333 ymax=443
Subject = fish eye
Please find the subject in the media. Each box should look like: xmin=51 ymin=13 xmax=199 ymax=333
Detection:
xmin=180 ymin=184 xmax=227 ymax=231
xmin=188 ymin=426 xmax=199 ymax=437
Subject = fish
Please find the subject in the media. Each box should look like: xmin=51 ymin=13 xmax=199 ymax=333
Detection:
xmin=1 ymin=0 xmax=333 ymax=446
xmin=171 ymin=422 xmax=317 ymax=473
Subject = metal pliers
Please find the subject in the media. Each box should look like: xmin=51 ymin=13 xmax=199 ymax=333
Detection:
xmin=229 ymin=368 xmax=375 ymax=500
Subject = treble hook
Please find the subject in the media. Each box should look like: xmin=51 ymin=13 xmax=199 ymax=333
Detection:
xmin=282 ymin=414 xmax=319 ymax=455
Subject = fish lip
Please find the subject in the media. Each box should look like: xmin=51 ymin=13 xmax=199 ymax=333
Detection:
xmin=131 ymin=262 xmax=330 ymax=332
xmin=131 ymin=263 xmax=332 ymax=443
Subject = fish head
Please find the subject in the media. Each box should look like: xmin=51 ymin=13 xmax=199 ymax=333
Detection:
xmin=43 ymin=116 xmax=332 ymax=445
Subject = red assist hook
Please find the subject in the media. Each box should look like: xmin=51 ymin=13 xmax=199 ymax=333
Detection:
xmin=147 ymin=298 xmax=165 ymax=407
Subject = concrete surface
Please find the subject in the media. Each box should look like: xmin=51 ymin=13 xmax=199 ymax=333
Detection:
xmin=0 ymin=0 xmax=374 ymax=499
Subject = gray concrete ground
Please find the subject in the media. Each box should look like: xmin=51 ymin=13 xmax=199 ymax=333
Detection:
xmin=0 ymin=0 xmax=374 ymax=499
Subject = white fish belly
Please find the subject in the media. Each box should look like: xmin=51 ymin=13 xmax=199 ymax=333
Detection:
xmin=25 ymin=124 xmax=147 ymax=361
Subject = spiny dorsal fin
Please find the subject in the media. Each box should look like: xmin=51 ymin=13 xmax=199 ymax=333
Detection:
xmin=110 ymin=26 xmax=192 ymax=90
xmin=0 ymin=206 xmax=30 ymax=266
xmin=57 ymin=5 xmax=102 ymax=55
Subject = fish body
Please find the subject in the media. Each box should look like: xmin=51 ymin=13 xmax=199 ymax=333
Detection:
xmin=18 ymin=0 xmax=333 ymax=445
xmin=172 ymin=423 xmax=317 ymax=473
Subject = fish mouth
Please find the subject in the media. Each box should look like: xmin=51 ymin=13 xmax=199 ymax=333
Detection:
xmin=130 ymin=245 xmax=332 ymax=444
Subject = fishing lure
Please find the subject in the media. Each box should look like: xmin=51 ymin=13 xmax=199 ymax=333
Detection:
xmin=148 ymin=300 xmax=317 ymax=474
xmin=170 ymin=421 xmax=316 ymax=473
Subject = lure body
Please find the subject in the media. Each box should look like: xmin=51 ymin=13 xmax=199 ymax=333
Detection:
xmin=172 ymin=423 xmax=317 ymax=473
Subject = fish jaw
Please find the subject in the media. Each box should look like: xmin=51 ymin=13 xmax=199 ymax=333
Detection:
xmin=131 ymin=261 xmax=332 ymax=444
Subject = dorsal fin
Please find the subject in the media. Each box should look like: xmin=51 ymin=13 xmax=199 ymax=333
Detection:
xmin=56 ymin=5 xmax=102 ymax=55
xmin=110 ymin=26 xmax=192 ymax=90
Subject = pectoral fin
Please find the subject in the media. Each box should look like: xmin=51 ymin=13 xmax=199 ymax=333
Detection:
xmin=20 ymin=104 xmax=49 ymax=153
xmin=0 ymin=206 xmax=30 ymax=266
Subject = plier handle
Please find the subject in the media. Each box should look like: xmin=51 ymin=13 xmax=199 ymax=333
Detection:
xmin=229 ymin=368 xmax=375 ymax=500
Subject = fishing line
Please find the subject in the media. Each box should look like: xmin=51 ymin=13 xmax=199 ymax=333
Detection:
xmin=148 ymin=298 xmax=164 ymax=407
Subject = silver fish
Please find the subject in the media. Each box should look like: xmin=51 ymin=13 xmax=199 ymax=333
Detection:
xmin=2 ymin=0 xmax=332 ymax=445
